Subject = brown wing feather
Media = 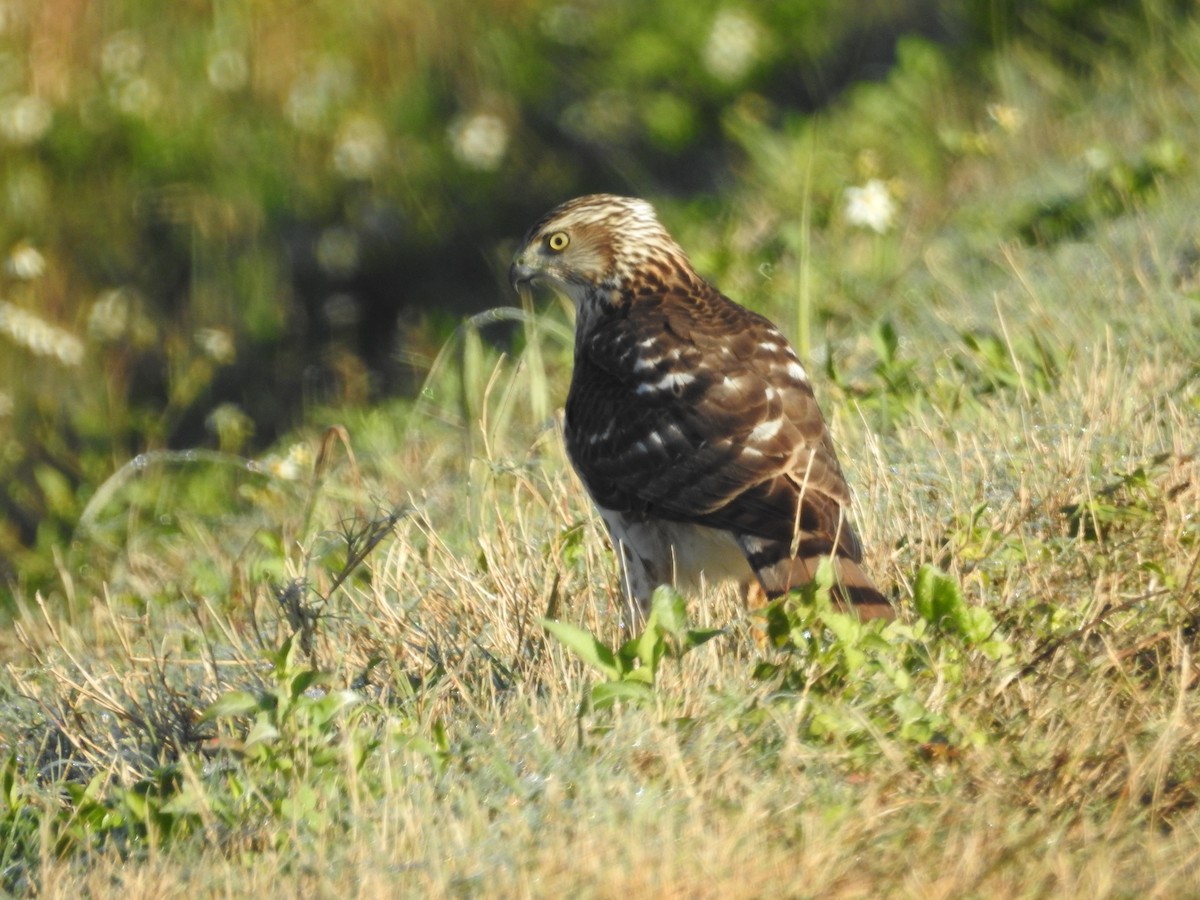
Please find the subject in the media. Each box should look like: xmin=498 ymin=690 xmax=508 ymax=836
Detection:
xmin=565 ymin=280 xmax=862 ymax=562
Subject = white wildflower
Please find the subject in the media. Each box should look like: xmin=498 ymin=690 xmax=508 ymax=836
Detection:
xmin=88 ymin=288 xmax=134 ymax=341
xmin=116 ymin=77 xmax=160 ymax=117
xmin=448 ymin=112 xmax=509 ymax=171
xmin=1084 ymin=147 xmax=1111 ymax=171
xmin=207 ymin=49 xmax=249 ymax=92
xmin=205 ymin=402 xmax=254 ymax=449
xmin=315 ymin=227 xmax=360 ymax=277
xmin=843 ymin=179 xmax=897 ymax=234
xmin=195 ymin=327 xmax=235 ymax=364
xmin=332 ymin=115 xmax=388 ymax=178
xmin=0 ymin=300 xmax=84 ymax=366
xmin=986 ymin=103 xmax=1024 ymax=134
xmin=260 ymin=442 xmax=312 ymax=481
xmin=5 ymin=242 xmax=46 ymax=279
xmin=285 ymin=58 xmax=354 ymax=133
xmin=286 ymin=84 xmax=327 ymax=132
xmin=703 ymin=9 xmax=763 ymax=82
xmin=0 ymin=95 xmax=52 ymax=144
xmin=101 ymin=31 xmax=145 ymax=78
xmin=88 ymin=287 xmax=156 ymax=345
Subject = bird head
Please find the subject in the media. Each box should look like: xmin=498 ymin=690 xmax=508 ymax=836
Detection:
xmin=510 ymin=194 xmax=695 ymax=308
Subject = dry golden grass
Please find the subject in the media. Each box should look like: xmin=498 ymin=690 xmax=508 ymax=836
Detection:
xmin=7 ymin=248 xmax=1199 ymax=894
xmin=5 ymin=16 xmax=1200 ymax=896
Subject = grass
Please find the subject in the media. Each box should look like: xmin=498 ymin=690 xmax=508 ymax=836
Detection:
xmin=4 ymin=6 xmax=1200 ymax=897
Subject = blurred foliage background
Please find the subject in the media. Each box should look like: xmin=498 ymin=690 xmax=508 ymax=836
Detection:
xmin=0 ymin=0 xmax=1189 ymax=598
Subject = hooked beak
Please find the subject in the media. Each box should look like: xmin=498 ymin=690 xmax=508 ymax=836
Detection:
xmin=509 ymin=257 xmax=537 ymax=293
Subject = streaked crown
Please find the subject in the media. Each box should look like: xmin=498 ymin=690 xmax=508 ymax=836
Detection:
xmin=510 ymin=194 xmax=697 ymax=304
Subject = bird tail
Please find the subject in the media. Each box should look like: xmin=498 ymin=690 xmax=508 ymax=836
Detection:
xmin=740 ymin=536 xmax=893 ymax=621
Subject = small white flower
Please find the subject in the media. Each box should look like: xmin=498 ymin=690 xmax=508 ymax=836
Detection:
xmin=207 ymin=49 xmax=249 ymax=92
xmin=205 ymin=402 xmax=254 ymax=449
xmin=0 ymin=95 xmax=53 ymax=144
xmin=285 ymin=58 xmax=354 ymax=133
xmin=116 ymin=77 xmax=160 ymax=117
xmin=448 ymin=112 xmax=509 ymax=171
xmin=88 ymin=287 xmax=157 ymax=345
xmin=259 ymin=443 xmax=312 ymax=481
xmin=195 ymin=327 xmax=235 ymax=364
xmin=315 ymin=227 xmax=360 ymax=276
xmin=1084 ymin=147 xmax=1111 ymax=171
xmin=843 ymin=179 xmax=897 ymax=234
xmin=286 ymin=86 xmax=326 ymax=132
xmin=101 ymin=31 xmax=145 ymax=78
xmin=332 ymin=115 xmax=388 ymax=178
xmin=0 ymin=300 xmax=84 ymax=366
xmin=986 ymin=102 xmax=1023 ymax=134
xmin=703 ymin=9 xmax=763 ymax=82
xmin=5 ymin=242 xmax=46 ymax=279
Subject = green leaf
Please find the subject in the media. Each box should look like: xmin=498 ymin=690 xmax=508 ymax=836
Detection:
xmin=682 ymin=628 xmax=724 ymax=652
xmin=619 ymin=627 xmax=663 ymax=677
xmin=289 ymin=668 xmax=324 ymax=700
xmin=591 ymin=680 xmax=653 ymax=710
xmin=201 ymin=690 xmax=262 ymax=722
xmin=160 ymin=786 xmax=207 ymax=817
xmin=122 ymin=788 xmax=148 ymax=821
xmin=431 ymin=718 xmax=450 ymax=755
xmin=872 ymin=318 xmax=900 ymax=366
xmin=271 ymin=634 xmax=299 ymax=673
xmin=812 ymin=556 xmax=837 ymax=602
xmin=308 ymin=689 xmax=362 ymax=728
xmin=912 ymin=564 xmax=963 ymax=628
xmin=539 ymin=618 xmax=621 ymax=679
xmin=2 ymin=753 xmax=17 ymax=809
xmin=760 ymin=597 xmax=793 ymax=648
xmin=245 ymin=717 xmax=280 ymax=749
xmin=913 ymin=564 xmax=1005 ymax=650
xmin=650 ymin=584 xmax=688 ymax=637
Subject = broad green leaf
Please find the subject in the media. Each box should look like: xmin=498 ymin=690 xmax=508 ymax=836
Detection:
xmin=683 ymin=628 xmax=724 ymax=652
xmin=160 ymin=785 xmax=207 ymax=817
xmin=2 ymin=753 xmax=17 ymax=808
xmin=540 ymin=618 xmax=621 ymax=679
xmin=650 ymin=584 xmax=688 ymax=637
xmin=913 ymin=564 xmax=1008 ymax=652
xmin=308 ymin=689 xmax=362 ymax=728
xmin=812 ymin=556 xmax=837 ymax=602
xmin=289 ymin=668 xmax=325 ymax=700
xmin=821 ymin=608 xmax=861 ymax=645
xmin=122 ymin=789 xmax=148 ymax=821
xmin=620 ymin=628 xmax=663 ymax=677
xmin=872 ymin=318 xmax=900 ymax=366
xmin=201 ymin=690 xmax=262 ymax=722
xmin=245 ymin=718 xmax=280 ymax=749
xmin=591 ymin=680 xmax=653 ymax=710
xmin=912 ymin=564 xmax=963 ymax=628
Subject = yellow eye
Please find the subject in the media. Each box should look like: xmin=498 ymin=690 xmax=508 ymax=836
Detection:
xmin=546 ymin=231 xmax=570 ymax=252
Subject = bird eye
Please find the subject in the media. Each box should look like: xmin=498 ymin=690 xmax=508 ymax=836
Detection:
xmin=546 ymin=231 xmax=570 ymax=252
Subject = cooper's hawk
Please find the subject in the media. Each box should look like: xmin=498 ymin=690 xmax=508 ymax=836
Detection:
xmin=510 ymin=194 xmax=891 ymax=623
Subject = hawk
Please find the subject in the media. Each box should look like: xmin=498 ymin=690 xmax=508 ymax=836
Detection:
xmin=510 ymin=194 xmax=892 ymax=623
